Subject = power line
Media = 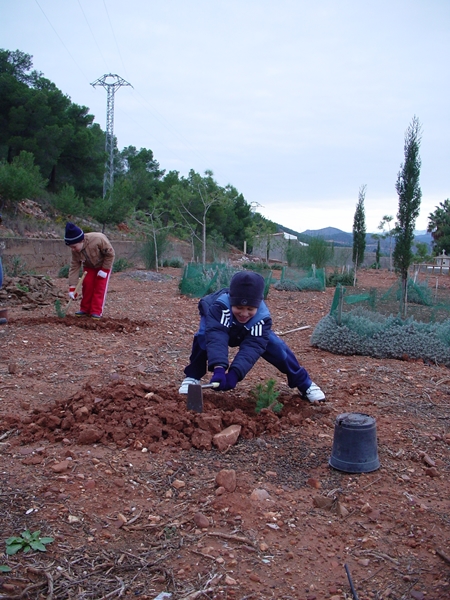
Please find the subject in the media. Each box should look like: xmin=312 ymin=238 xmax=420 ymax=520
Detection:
xmin=130 ymin=88 xmax=211 ymax=168
xmin=95 ymin=3 xmax=211 ymax=171
xmin=34 ymin=0 xmax=223 ymax=182
xmin=33 ymin=0 xmax=92 ymax=84
xmin=77 ymin=0 xmax=110 ymax=72
xmin=102 ymin=0 xmax=129 ymax=80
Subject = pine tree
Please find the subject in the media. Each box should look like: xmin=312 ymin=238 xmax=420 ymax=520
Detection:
xmin=393 ymin=116 xmax=422 ymax=318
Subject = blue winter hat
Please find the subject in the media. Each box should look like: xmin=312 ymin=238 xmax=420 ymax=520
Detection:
xmin=229 ymin=271 xmax=265 ymax=308
xmin=64 ymin=222 xmax=84 ymax=246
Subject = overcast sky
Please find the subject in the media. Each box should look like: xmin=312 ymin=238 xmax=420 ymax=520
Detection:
xmin=2 ymin=0 xmax=449 ymax=233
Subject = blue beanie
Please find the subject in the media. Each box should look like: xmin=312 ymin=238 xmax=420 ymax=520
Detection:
xmin=64 ymin=222 xmax=84 ymax=245
xmin=229 ymin=271 xmax=265 ymax=308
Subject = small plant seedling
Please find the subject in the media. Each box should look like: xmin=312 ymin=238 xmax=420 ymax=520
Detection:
xmin=0 ymin=565 xmax=12 ymax=572
xmin=163 ymin=526 xmax=177 ymax=539
xmin=6 ymin=256 xmax=28 ymax=277
xmin=58 ymin=264 xmax=70 ymax=278
xmin=250 ymin=379 xmax=283 ymax=414
xmin=54 ymin=298 xmax=66 ymax=318
xmin=5 ymin=530 xmax=54 ymax=555
xmin=112 ymin=257 xmax=132 ymax=272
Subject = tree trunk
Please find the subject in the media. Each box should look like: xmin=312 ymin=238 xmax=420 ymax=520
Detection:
xmin=400 ymin=273 xmax=408 ymax=319
xmin=153 ymin=229 xmax=159 ymax=272
xmin=389 ymin=237 xmax=393 ymax=272
xmin=202 ymin=215 xmax=207 ymax=265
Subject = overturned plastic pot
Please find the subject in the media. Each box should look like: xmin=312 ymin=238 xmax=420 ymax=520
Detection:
xmin=329 ymin=412 xmax=380 ymax=473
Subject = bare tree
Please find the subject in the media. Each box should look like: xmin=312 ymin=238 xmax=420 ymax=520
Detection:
xmin=134 ymin=204 xmax=172 ymax=272
xmin=378 ymin=215 xmax=395 ymax=271
xmin=178 ymin=171 xmax=223 ymax=265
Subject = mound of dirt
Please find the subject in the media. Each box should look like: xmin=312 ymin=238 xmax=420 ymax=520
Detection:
xmin=0 ymin=273 xmax=64 ymax=307
xmin=4 ymin=377 xmax=331 ymax=453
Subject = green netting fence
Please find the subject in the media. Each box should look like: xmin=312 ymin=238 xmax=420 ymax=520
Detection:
xmin=311 ymin=280 xmax=450 ymax=366
xmin=274 ymin=266 xmax=326 ymax=292
xmin=179 ymin=262 xmax=273 ymax=299
xmin=330 ymin=280 xmax=450 ymax=325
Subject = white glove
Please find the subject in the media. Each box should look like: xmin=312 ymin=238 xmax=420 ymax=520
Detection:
xmin=97 ymin=270 xmax=108 ymax=279
xmin=69 ymin=291 xmax=76 ymax=300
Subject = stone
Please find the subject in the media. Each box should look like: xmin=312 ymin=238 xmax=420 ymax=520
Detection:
xmin=213 ymin=424 xmax=241 ymax=451
xmin=313 ymin=496 xmax=334 ymax=509
xmin=425 ymin=467 xmax=439 ymax=477
xmin=78 ymin=427 xmax=103 ymax=444
xmin=50 ymin=460 xmax=70 ymax=473
xmin=172 ymin=479 xmax=186 ymax=489
xmin=193 ymin=512 xmax=210 ymax=528
xmin=250 ymin=488 xmax=271 ymax=501
xmin=75 ymin=406 xmax=90 ymax=420
xmin=22 ymin=455 xmax=43 ymax=465
xmin=215 ymin=469 xmax=237 ymax=492
xmin=19 ymin=447 xmax=34 ymax=455
xmin=422 ymin=454 xmax=435 ymax=467
xmin=307 ymin=477 xmax=321 ymax=489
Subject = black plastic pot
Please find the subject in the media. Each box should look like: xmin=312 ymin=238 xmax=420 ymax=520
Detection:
xmin=329 ymin=412 xmax=380 ymax=473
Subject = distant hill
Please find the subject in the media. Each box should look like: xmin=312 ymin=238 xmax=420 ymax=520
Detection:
xmin=301 ymin=227 xmax=353 ymax=247
xmin=276 ymin=225 xmax=433 ymax=254
xmin=275 ymin=224 xmax=312 ymax=245
xmin=277 ymin=225 xmax=354 ymax=247
xmin=414 ymin=232 xmax=433 ymax=247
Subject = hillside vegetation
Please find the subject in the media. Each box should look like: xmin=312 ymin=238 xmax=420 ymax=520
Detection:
xmin=0 ymin=49 xmax=436 ymax=265
xmin=0 ymin=49 xmax=284 ymax=259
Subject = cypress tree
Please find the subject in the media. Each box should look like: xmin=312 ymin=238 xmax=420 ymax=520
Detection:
xmin=393 ymin=116 xmax=422 ymax=318
xmin=352 ymin=185 xmax=367 ymax=269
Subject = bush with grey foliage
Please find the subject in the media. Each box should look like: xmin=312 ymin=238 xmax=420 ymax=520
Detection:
xmin=310 ymin=308 xmax=450 ymax=367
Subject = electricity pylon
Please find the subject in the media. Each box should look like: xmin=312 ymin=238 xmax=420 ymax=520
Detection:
xmin=91 ymin=74 xmax=133 ymax=199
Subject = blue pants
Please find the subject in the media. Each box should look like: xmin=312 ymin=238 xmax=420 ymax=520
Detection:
xmin=184 ymin=322 xmax=312 ymax=393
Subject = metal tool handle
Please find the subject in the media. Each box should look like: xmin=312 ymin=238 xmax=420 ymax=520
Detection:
xmin=201 ymin=382 xmax=220 ymax=389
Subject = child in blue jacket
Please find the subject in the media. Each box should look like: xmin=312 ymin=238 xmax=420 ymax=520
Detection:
xmin=179 ymin=271 xmax=325 ymax=402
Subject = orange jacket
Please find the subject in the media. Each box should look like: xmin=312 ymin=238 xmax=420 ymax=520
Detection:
xmin=68 ymin=232 xmax=115 ymax=288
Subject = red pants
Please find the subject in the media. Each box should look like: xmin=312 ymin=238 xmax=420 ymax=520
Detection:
xmin=80 ymin=268 xmax=110 ymax=316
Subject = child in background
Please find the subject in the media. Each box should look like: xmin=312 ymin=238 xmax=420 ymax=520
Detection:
xmin=64 ymin=222 xmax=115 ymax=319
xmin=179 ymin=271 xmax=325 ymax=402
